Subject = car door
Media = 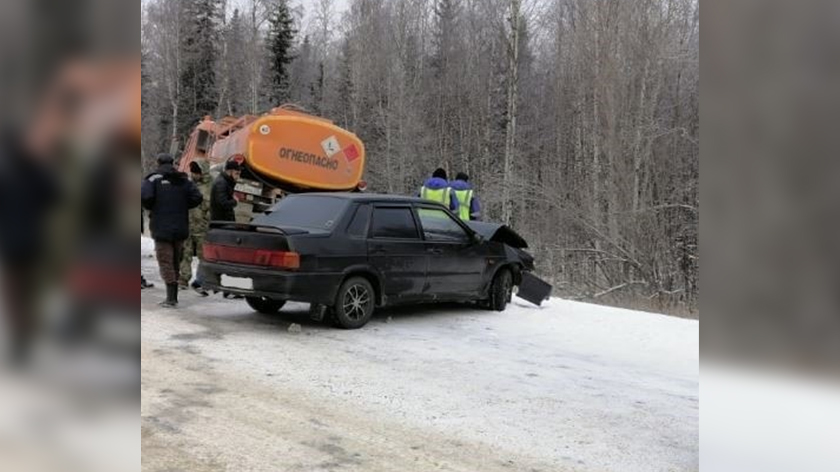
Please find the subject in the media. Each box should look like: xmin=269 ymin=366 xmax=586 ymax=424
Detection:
xmin=415 ymin=205 xmax=487 ymax=298
xmin=367 ymin=205 xmax=428 ymax=302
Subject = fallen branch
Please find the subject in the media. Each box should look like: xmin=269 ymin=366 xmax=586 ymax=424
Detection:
xmin=592 ymin=281 xmax=648 ymax=299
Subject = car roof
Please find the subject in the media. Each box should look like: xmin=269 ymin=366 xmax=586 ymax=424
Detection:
xmin=289 ymin=193 xmax=442 ymax=206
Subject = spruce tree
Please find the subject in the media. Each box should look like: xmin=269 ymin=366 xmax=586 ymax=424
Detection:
xmin=177 ymin=0 xmax=223 ymax=144
xmin=225 ymin=8 xmax=250 ymax=115
xmin=265 ymin=0 xmax=297 ymax=106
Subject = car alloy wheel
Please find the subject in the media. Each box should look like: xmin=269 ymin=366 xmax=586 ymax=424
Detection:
xmin=343 ymin=283 xmax=372 ymax=321
xmin=333 ymin=276 xmax=376 ymax=329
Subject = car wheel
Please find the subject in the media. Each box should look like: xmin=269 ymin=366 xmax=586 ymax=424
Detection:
xmin=332 ymin=277 xmax=375 ymax=329
xmin=488 ymin=269 xmax=513 ymax=312
xmin=245 ymin=296 xmax=286 ymax=314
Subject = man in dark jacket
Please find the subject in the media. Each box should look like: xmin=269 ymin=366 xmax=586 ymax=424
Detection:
xmin=0 ymin=128 xmax=59 ymax=363
xmin=211 ymin=159 xmax=242 ymax=222
xmin=141 ymin=153 xmax=203 ymax=307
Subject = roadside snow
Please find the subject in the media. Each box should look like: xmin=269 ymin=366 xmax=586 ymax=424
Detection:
xmin=141 ymin=236 xmax=698 ymax=471
xmin=511 ymin=297 xmax=698 ymax=382
xmin=141 ymin=236 xmax=154 ymax=258
xmin=702 ymin=365 xmax=840 ymax=472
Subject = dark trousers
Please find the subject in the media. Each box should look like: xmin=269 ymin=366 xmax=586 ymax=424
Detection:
xmin=1 ymin=264 xmax=38 ymax=360
xmin=154 ymin=240 xmax=184 ymax=285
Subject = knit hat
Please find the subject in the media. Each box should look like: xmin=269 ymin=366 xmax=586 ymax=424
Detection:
xmin=189 ymin=161 xmax=203 ymax=175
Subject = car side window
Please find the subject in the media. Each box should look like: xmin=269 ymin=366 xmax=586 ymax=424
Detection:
xmin=417 ymin=207 xmax=471 ymax=243
xmin=370 ymin=207 xmax=420 ymax=240
xmin=346 ymin=204 xmax=371 ymax=238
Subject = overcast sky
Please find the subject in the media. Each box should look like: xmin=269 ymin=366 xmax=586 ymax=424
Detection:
xmin=141 ymin=0 xmax=352 ymax=25
xmin=228 ymin=0 xmax=351 ymax=24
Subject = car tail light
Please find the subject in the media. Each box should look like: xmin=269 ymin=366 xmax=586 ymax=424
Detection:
xmin=203 ymin=244 xmax=300 ymax=270
xmin=357 ymin=180 xmax=368 ymax=192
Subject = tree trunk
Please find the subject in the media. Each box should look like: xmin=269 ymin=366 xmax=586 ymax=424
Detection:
xmin=502 ymin=0 xmax=521 ymax=226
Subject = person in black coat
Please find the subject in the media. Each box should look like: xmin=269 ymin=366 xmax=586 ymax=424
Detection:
xmin=0 ymin=128 xmax=59 ymax=364
xmin=210 ymin=159 xmax=242 ymax=222
xmin=141 ymin=153 xmax=202 ymax=307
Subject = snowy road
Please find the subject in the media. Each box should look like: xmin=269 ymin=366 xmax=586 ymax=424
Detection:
xmin=141 ymin=247 xmax=698 ymax=471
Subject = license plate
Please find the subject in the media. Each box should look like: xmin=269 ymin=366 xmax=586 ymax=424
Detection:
xmin=235 ymin=181 xmax=263 ymax=196
xmin=221 ymin=275 xmax=253 ymax=290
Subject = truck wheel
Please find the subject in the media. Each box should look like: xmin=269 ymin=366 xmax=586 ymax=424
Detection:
xmin=332 ymin=277 xmax=375 ymax=329
xmin=488 ymin=269 xmax=513 ymax=312
xmin=246 ymin=296 xmax=286 ymax=314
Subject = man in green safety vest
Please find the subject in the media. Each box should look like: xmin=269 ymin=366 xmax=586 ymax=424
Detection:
xmin=450 ymin=172 xmax=481 ymax=221
xmin=419 ymin=168 xmax=459 ymax=213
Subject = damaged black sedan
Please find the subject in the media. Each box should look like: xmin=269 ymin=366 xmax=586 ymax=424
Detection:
xmin=199 ymin=194 xmax=548 ymax=329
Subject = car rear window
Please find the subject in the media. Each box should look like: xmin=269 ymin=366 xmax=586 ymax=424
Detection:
xmin=370 ymin=207 xmax=419 ymax=239
xmin=346 ymin=204 xmax=371 ymax=237
xmin=254 ymin=196 xmax=350 ymax=231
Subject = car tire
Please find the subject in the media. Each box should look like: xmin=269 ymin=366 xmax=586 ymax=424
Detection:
xmin=245 ymin=296 xmax=286 ymax=314
xmin=332 ymin=277 xmax=375 ymax=329
xmin=488 ymin=268 xmax=513 ymax=312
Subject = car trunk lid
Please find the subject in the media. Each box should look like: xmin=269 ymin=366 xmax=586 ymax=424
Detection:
xmin=203 ymin=222 xmax=300 ymax=270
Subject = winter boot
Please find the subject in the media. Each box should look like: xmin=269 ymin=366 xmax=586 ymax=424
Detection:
xmin=192 ymin=281 xmax=209 ymax=297
xmin=141 ymin=276 xmax=154 ymax=290
xmin=159 ymin=283 xmax=179 ymax=308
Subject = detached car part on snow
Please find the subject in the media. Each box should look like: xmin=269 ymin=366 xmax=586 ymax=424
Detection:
xmin=199 ymin=194 xmax=552 ymax=329
xmin=466 ymin=221 xmax=552 ymax=306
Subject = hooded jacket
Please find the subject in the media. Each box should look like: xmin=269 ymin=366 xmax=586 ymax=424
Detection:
xmin=419 ymin=177 xmax=459 ymax=212
xmin=449 ymin=179 xmax=481 ymax=220
xmin=141 ymin=163 xmax=203 ymax=242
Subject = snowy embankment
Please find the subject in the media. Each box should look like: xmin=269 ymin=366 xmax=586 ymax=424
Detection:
xmin=141 ymin=234 xmax=698 ymax=471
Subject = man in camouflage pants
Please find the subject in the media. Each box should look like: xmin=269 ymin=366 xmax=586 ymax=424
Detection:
xmin=180 ymin=160 xmax=212 ymax=296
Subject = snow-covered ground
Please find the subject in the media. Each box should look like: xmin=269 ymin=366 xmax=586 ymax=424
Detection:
xmin=141 ymin=237 xmax=698 ymax=471
xmin=702 ymin=365 xmax=840 ymax=472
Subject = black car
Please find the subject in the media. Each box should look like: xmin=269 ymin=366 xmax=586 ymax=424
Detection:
xmin=199 ymin=193 xmax=537 ymax=329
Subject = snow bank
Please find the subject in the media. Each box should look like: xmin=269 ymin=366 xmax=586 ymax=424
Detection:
xmin=507 ymin=296 xmax=698 ymax=378
xmin=141 ymin=236 xmax=155 ymax=258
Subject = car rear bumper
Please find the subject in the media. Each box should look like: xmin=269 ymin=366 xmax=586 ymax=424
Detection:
xmin=199 ymin=261 xmax=342 ymax=305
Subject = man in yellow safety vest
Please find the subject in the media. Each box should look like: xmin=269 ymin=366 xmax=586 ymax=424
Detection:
xmin=419 ymin=168 xmax=459 ymax=213
xmin=450 ymin=172 xmax=481 ymax=221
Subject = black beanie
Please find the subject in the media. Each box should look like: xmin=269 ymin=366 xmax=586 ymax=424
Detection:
xmin=455 ymin=172 xmax=469 ymax=182
xmin=225 ymin=160 xmax=242 ymax=171
xmin=157 ymin=153 xmax=174 ymax=165
xmin=432 ymin=168 xmax=447 ymax=180
xmin=189 ymin=161 xmax=202 ymax=175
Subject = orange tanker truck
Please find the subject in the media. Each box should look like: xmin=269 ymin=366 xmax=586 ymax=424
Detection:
xmin=177 ymin=106 xmax=366 ymax=220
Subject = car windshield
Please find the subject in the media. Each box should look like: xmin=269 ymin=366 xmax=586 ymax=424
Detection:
xmin=253 ymin=196 xmax=349 ymax=231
